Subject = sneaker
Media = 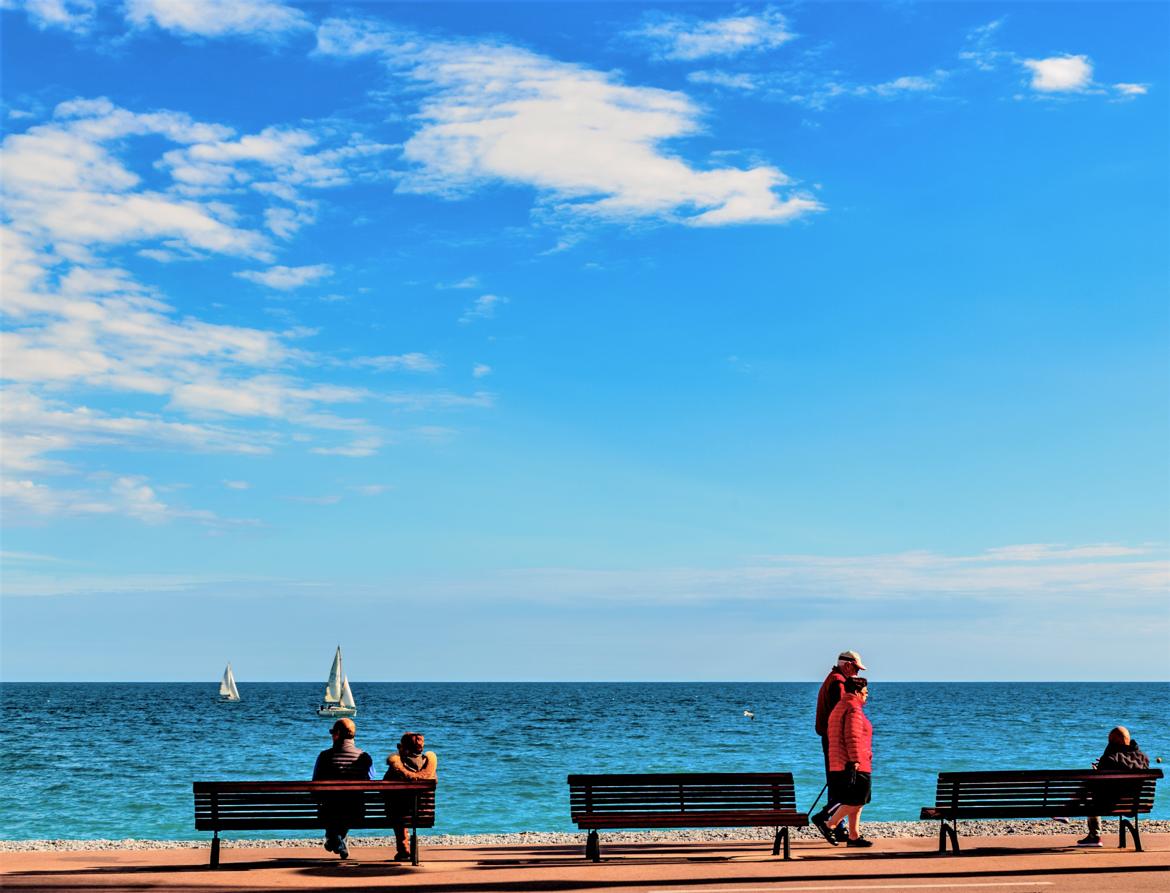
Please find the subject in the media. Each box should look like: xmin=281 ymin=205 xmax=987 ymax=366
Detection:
xmin=323 ymin=837 xmax=338 ymax=853
xmin=1076 ymin=835 xmax=1102 ymax=848
xmin=833 ymin=825 xmax=850 ymax=843
xmin=394 ymin=850 xmax=412 ymax=862
xmin=337 ymin=841 xmax=350 ymax=860
xmin=812 ymin=814 xmax=839 ymax=846
xmin=846 ymin=836 xmax=874 ymax=848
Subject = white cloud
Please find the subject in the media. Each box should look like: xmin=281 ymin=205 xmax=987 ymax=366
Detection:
xmin=630 ymin=8 xmax=795 ymax=61
xmin=309 ymin=437 xmax=381 ymax=457
xmin=469 ymin=543 xmax=1169 ymax=605
xmin=316 ymin=19 xmax=821 ymax=228
xmin=124 ymin=0 xmax=309 ymax=39
xmin=353 ymin=352 xmax=441 ymax=373
xmin=235 ymin=263 xmax=333 ymax=290
xmin=223 ymin=480 xmax=250 ymax=490
xmin=686 ymin=70 xmax=760 ymax=92
xmin=1 ymin=473 xmax=216 ymax=524
xmin=459 ymin=293 xmax=507 ymax=324
xmin=1113 ymin=83 xmax=1149 ymax=97
xmin=1023 ymin=54 xmax=1093 ymax=93
xmin=472 ymin=363 xmax=492 ymax=378
xmin=350 ymin=483 xmax=389 ymax=495
xmin=12 ymin=0 xmax=95 ymax=32
xmin=436 ymin=275 xmax=481 ymax=290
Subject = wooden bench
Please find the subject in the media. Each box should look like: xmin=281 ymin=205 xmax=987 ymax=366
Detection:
xmin=920 ymin=769 xmax=1162 ymax=854
xmin=567 ymin=772 xmax=808 ymax=861
xmin=193 ymin=779 xmax=436 ymax=867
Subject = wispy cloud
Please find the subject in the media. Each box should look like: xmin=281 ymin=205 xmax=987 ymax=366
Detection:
xmin=124 ymin=0 xmax=310 ymax=40
xmin=628 ymin=8 xmax=795 ymax=61
xmin=472 ymin=363 xmax=492 ymax=378
xmin=352 ymin=352 xmax=441 ymax=373
xmin=11 ymin=0 xmax=95 ymax=33
xmin=316 ymin=18 xmax=822 ymax=228
xmin=309 ymin=437 xmax=382 ymax=457
xmin=471 ymin=543 xmax=1169 ymax=605
xmin=459 ymin=293 xmax=507 ymax=324
xmin=235 ymin=263 xmax=333 ymax=290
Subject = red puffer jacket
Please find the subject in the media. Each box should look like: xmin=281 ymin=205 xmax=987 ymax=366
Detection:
xmin=827 ymin=694 xmax=872 ymax=773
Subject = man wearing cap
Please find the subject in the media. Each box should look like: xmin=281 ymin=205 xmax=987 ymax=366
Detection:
xmin=812 ymin=650 xmax=866 ymax=841
xmin=312 ymin=718 xmax=374 ymax=860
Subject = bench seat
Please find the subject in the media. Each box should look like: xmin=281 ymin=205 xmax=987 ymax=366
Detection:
xmin=193 ymin=779 xmax=436 ymax=867
xmin=568 ymin=772 xmax=807 ymax=861
xmin=919 ymin=769 xmax=1161 ymax=854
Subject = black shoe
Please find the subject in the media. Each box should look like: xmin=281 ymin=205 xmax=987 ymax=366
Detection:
xmin=833 ymin=825 xmax=850 ymax=843
xmin=846 ymin=836 xmax=874 ymax=848
xmin=323 ymin=837 xmax=338 ymax=853
xmin=394 ymin=850 xmax=411 ymax=862
xmin=337 ymin=841 xmax=350 ymax=860
xmin=812 ymin=815 xmax=839 ymax=846
xmin=1076 ymin=835 xmax=1102 ymax=848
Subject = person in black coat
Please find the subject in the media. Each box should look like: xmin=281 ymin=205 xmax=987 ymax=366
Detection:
xmin=1077 ymin=726 xmax=1149 ymax=847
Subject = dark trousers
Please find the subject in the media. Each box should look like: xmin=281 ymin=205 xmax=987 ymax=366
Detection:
xmin=820 ymin=735 xmax=843 ymax=823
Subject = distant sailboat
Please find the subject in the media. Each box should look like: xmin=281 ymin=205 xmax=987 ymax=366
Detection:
xmin=316 ymin=646 xmax=357 ymax=717
xmin=219 ymin=663 xmax=241 ymax=702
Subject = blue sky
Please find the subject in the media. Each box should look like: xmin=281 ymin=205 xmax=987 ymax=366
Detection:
xmin=1 ymin=1 xmax=1166 ymax=682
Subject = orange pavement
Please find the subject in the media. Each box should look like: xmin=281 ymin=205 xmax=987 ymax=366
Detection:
xmin=2 ymin=834 xmax=1168 ymax=892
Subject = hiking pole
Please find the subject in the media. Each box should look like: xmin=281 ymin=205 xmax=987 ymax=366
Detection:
xmin=806 ymin=782 xmax=828 ymax=815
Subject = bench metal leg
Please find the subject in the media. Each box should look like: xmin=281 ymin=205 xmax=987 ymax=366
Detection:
xmin=771 ymin=827 xmax=790 ymax=860
xmin=585 ymin=830 xmax=600 ymax=862
xmin=412 ymin=826 xmax=419 ymax=866
xmin=1119 ymin=816 xmax=1141 ymax=852
xmin=210 ymin=831 xmax=220 ymax=868
xmin=938 ymin=821 xmax=959 ymax=855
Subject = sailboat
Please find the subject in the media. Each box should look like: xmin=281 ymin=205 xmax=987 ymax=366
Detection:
xmin=219 ymin=662 xmax=241 ymax=702
xmin=316 ymin=646 xmax=357 ymax=717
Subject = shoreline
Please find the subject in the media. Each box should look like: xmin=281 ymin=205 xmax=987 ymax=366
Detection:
xmin=4 ymin=818 xmax=1168 ymax=852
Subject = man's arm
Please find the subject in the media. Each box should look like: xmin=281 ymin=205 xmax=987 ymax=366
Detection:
xmin=312 ymin=752 xmax=325 ymax=781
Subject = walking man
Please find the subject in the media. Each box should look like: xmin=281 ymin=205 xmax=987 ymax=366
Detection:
xmin=312 ymin=718 xmax=373 ymax=860
xmin=812 ymin=650 xmax=867 ymax=841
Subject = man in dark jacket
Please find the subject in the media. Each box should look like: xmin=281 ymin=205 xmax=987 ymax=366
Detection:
xmin=1078 ymin=726 xmax=1149 ymax=847
xmin=313 ymin=718 xmax=373 ymax=859
xmin=812 ymin=650 xmax=866 ymax=841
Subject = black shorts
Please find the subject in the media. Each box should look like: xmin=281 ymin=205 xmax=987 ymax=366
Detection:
xmin=828 ymin=770 xmax=872 ymax=807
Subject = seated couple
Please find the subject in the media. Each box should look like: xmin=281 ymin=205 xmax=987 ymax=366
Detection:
xmin=311 ymin=718 xmax=437 ymax=861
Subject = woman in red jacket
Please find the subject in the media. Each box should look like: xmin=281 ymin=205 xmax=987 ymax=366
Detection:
xmin=813 ymin=676 xmax=873 ymax=847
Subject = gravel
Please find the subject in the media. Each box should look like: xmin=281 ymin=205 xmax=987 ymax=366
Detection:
xmin=3 ymin=819 xmax=1168 ymax=852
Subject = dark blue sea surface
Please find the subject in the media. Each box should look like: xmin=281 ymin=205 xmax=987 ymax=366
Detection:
xmin=1 ymin=682 xmax=1166 ymax=839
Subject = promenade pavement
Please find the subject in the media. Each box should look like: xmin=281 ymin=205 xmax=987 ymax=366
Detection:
xmin=3 ymin=834 xmax=1168 ymax=892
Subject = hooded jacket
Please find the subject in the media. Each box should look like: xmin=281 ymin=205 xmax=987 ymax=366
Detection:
xmin=1097 ymin=739 xmax=1149 ymax=772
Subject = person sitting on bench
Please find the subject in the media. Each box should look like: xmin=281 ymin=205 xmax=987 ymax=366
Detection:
xmin=1077 ymin=726 xmax=1149 ymax=847
xmin=312 ymin=718 xmax=373 ymax=860
xmin=384 ymin=732 xmax=437 ymax=862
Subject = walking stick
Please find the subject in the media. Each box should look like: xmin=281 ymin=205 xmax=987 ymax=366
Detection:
xmin=806 ymin=782 xmax=828 ymax=815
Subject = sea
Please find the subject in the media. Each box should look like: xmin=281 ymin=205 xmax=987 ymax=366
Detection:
xmin=1 ymin=682 xmax=1167 ymax=840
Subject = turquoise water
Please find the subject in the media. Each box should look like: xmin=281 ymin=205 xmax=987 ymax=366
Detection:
xmin=1 ymin=682 xmax=1166 ymax=839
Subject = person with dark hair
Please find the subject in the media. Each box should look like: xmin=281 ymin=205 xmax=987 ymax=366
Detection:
xmin=384 ymin=732 xmax=438 ymax=862
xmin=312 ymin=718 xmax=373 ymax=860
xmin=1077 ymin=726 xmax=1149 ymax=847
xmin=813 ymin=676 xmax=874 ymax=847
xmin=812 ymin=650 xmax=866 ymax=841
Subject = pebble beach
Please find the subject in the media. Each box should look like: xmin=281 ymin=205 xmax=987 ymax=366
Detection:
xmin=4 ymin=819 xmax=1168 ymax=852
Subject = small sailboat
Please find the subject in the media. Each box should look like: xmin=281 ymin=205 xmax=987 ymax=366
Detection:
xmin=316 ymin=646 xmax=357 ymax=717
xmin=219 ymin=662 xmax=241 ymax=702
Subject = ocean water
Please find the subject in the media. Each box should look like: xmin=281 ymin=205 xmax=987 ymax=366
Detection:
xmin=1 ymin=682 xmax=1167 ymax=839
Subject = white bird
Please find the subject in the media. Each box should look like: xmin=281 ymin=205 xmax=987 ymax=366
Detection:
xmin=743 ymin=710 xmax=755 ymax=720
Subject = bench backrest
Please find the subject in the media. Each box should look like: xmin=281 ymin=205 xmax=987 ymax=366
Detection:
xmin=193 ymin=780 xmax=437 ymax=831
xmin=568 ymin=772 xmax=798 ymax=820
xmin=931 ymin=770 xmax=1161 ymax=818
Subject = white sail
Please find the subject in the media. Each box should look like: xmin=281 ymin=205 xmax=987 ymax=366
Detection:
xmin=339 ymin=675 xmax=356 ymax=710
xmin=220 ymin=663 xmax=240 ymax=701
xmin=323 ymin=646 xmax=343 ymax=704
